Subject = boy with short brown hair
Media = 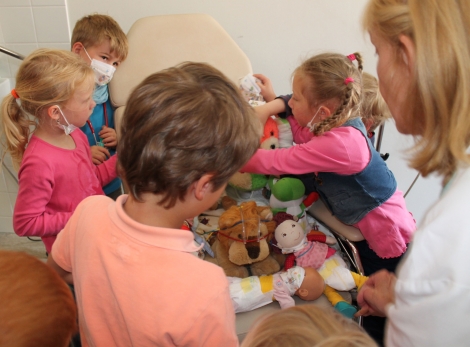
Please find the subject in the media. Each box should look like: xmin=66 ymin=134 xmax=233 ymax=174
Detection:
xmin=48 ymin=62 xmax=261 ymax=346
xmin=71 ymin=14 xmax=128 ymax=199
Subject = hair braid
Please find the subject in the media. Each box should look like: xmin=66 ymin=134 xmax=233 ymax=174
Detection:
xmin=314 ymin=82 xmax=355 ymax=136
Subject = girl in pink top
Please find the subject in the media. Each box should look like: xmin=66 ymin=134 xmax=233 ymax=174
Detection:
xmin=247 ymin=52 xmax=416 ymax=343
xmin=0 ymin=49 xmax=117 ymax=253
xmin=247 ymin=53 xmax=415 ymax=270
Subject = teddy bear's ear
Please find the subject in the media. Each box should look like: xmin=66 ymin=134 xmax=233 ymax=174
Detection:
xmin=218 ymin=205 xmax=240 ymax=229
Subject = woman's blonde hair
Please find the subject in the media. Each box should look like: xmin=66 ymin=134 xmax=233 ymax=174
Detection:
xmin=294 ymin=52 xmax=363 ymax=136
xmin=361 ymin=72 xmax=391 ymax=132
xmin=363 ymin=0 xmax=470 ymax=184
xmin=241 ymin=304 xmax=377 ymax=347
xmin=0 ymin=48 xmax=94 ymax=169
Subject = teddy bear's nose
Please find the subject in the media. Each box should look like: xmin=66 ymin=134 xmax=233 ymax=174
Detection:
xmin=246 ymin=243 xmax=260 ymax=259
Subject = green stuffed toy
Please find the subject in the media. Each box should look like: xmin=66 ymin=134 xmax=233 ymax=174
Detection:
xmin=268 ymin=176 xmax=319 ymax=232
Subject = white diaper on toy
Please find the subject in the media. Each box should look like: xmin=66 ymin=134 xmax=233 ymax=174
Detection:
xmin=318 ymin=253 xmax=356 ymax=291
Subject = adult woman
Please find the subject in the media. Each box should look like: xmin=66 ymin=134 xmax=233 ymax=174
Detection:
xmin=357 ymin=1 xmax=470 ymax=346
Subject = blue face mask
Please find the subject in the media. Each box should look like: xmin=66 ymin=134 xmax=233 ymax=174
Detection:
xmin=93 ymin=84 xmax=108 ymax=104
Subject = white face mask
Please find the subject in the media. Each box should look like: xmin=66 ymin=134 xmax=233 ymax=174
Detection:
xmin=306 ymin=107 xmax=322 ymax=132
xmin=83 ymin=47 xmax=116 ymax=86
xmin=56 ymin=106 xmax=78 ymax=135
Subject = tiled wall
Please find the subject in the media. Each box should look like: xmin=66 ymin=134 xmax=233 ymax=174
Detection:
xmin=0 ymin=0 xmax=71 ymax=232
xmin=0 ymin=0 xmax=71 ymax=80
xmin=0 ymin=155 xmax=17 ymax=233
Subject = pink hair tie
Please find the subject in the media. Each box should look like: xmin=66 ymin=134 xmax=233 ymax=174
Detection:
xmin=344 ymin=77 xmax=354 ymax=85
xmin=11 ymin=89 xmax=19 ymax=99
xmin=347 ymin=54 xmax=356 ymax=62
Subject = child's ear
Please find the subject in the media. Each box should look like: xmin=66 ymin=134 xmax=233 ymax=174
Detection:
xmin=46 ymin=105 xmax=60 ymax=121
xmin=193 ymin=174 xmax=214 ymax=201
xmin=72 ymin=42 xmax=84 ymax=55
xmin=319 ymin=106 xmax=332 ymax=120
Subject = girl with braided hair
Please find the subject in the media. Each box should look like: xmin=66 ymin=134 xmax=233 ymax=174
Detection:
xmin=243 ymin=52 xmax=415 ymax=343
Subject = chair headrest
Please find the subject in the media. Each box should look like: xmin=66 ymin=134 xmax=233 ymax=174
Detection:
xmin=109 ymin=13 xmax=252 ymax=108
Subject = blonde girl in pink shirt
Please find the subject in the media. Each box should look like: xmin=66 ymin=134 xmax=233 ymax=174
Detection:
xmin=0 ymin=49 xmax=117 ymax=254
xmin=245 ymin=52 xmax=416 ymax=344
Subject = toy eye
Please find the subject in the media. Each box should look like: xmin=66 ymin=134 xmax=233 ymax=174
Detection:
xmin=282 ymin=233 xmax=287 ymax=237
xmin=291 ymin=224 xmax=296 ymax=228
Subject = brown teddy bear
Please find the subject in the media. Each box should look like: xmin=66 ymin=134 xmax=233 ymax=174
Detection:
xmin=211 ymin=201 xmax=283 ymax=278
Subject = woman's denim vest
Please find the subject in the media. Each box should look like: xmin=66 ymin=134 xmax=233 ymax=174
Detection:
xmin=308 ymin=118 xmax=397 ymax=225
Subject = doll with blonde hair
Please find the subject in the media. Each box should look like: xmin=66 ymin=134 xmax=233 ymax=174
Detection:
xmin=0 ymin=49 xmax=117 ymax=254
xmin=357 ymin=1 xmax=470 ymax=346
xmin=241 ymin=304 xmax=377 ymax=347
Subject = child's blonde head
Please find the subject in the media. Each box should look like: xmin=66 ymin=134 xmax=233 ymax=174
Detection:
xmin=363 ymin=0 xmax=470 ymax=184
xmin=361 ymin=72 xmax=391 ymax=132
xmin=241 ymin=304 xmax=377 ymax=347
xmin=1 ymin=49 xmax=94 ymax=169
xmin=118 ymin=62 xmax=261 ymax=208
xmin=294 ymin=52 xmax=363 ymax=136
xmin=71 ymin=14 xmax=128 ymax=61
xmin=0 ymin=251 xmax=77 ymax=347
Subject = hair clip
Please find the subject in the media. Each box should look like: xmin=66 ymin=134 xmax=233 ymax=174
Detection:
xmin=347 ymin=54 xmax=356 ymax=62
xmin=344 ymin=77 xmax=354 ymax=85
xmin=11 ymin=89 xmax=19 ymax=99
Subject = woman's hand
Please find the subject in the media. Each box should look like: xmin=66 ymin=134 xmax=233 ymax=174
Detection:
xmin=355 ymin=269 xmax=396 ymax=317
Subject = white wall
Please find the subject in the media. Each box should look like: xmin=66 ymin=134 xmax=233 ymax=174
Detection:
xmin=0 ymin=0 xmax=441 ymax=230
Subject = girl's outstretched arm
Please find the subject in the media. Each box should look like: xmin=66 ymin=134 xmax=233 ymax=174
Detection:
xmin=254 ymin=99 xmax=285 ymax=125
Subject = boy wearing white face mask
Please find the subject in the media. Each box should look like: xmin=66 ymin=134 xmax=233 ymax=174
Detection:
xmin=71 ymin=14 xmax=128 ymax=200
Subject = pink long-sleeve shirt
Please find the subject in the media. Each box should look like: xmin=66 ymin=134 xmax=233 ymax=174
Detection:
xmin=242 ymin=117 xmax=415 ymax=258
xmin=13 ymin=130 xmax=117 ymax=253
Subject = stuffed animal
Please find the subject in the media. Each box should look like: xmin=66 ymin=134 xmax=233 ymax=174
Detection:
xmin=267 ymin=176 xmax=319 ymax=231
xmin=211 ymin=201 xmax=282 ymax=278
xmin=228 ymin=266 xmax=324 ymax=313
xmin=275 ymin=217 xmax=368 ymax=318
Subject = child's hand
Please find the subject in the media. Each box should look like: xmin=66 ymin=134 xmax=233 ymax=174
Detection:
xmin=99 ymin=126 xmax=117 ymax=148
xmin=253 ymin=74 xmax=276 ymax=102
xmin=254 ymin=99 xmax=285 ymax=125
xmin=90 ymin=145 xmax=111 ymax=165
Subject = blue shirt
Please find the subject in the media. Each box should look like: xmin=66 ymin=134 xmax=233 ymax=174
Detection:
xmin=80 ymin=99 xmax=121 ymax=195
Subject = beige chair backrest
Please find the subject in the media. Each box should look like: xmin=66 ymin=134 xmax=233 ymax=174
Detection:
xmin=109 ymin=13 xmax=253 ymax=139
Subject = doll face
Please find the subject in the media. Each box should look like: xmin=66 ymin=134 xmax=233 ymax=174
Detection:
xmin=275 ymin=220 xmax=305 ymax=250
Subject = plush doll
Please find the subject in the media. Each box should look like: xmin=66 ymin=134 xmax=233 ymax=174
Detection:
xmin=275 ymin=217 xmax=368 ymax=318
xmin=267 ymin=176 xmax=319 ymax=231
xmin=211 ymin=201 xmax=283 ymax=278
xmin=228 ymin=266 xmax=325 ymax=313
